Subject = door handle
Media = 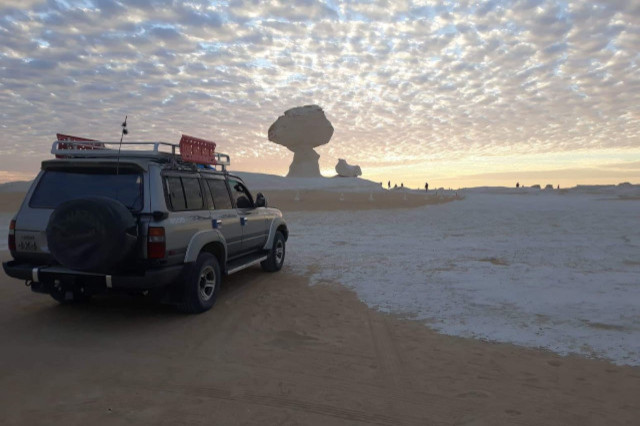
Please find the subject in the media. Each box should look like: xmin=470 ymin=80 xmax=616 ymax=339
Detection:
xmin=240 ymin=217 xmax=247 ymax=226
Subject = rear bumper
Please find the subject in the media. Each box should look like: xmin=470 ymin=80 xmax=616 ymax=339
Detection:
xmin=2 ymin=260 xmax=183 ymax=292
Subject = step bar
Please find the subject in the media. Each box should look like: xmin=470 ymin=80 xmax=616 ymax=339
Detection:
xmin=226 ymin=254 xmax=268 ymax=275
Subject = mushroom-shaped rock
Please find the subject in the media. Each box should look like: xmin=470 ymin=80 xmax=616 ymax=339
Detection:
xmin=335 ymin=159 xmax=362 ymax=177
xmin=268 ymin=105 xmax=334 ymax=177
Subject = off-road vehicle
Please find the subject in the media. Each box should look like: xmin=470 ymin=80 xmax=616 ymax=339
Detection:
xmin=2 ymin=135 xmax=288 ymax=313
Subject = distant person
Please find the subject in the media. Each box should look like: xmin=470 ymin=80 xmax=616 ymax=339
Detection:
xmin=557 ymin=184 xmax=560 ymax=189
xmin=387 ymin=180 xmax=390 ymax=189
xmin=401 ymin=183 xmax=404 ymax=189
xmin=425 ymin=182 xmax=429 ymax=192
xmin=394 ymin=184 xmax=397 ymax=189
xmin=516 ymin=182 xmax=520 ymax=188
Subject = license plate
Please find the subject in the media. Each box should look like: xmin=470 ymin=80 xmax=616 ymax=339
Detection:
xmin=17 ymin=237 xmax=38 ymax=252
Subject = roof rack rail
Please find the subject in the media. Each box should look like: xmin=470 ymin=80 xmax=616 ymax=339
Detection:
xmin=51 ymin=138 xmax=231 ymax=170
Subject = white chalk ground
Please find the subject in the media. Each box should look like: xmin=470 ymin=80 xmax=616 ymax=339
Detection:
xmin=284 ymin=185 xmax=640 ymax=366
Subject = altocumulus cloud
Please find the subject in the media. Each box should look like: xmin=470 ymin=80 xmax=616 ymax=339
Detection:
xmin=0 ymin=0 xmax=638 ymax=180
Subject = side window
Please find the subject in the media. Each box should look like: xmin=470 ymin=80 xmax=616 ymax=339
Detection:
xmin=182 ymin=177 xmax=204 ymax=210
xmin=228 ymin=178 xmax=253 ymax=209
xmin=165 ymin=176 xmax=204 ymax=211
xmin=207 ymin=179 xmax=233 ymax=210
xmin=166 ymin=177 xmax=186 ymax=210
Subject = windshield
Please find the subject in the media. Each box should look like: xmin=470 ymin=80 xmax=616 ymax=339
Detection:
xmin=30 ymin=169 xmax=143 ymax=211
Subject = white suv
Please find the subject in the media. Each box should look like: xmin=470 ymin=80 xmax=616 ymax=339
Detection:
xmin=3 ymin=138 xmax=288 ymax=313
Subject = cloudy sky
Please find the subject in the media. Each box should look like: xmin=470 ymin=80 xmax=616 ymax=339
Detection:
xmin=1 ymin=0 xmax=639 ymax=188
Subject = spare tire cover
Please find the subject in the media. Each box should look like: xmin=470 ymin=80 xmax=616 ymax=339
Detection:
xmin=46 ymin=197 xmax=137 ymax=272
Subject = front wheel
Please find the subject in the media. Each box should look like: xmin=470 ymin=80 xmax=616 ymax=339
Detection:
xmin=178 ymin=252 xmax=221 ymax=314
xmin=261 ymin=231 xmax=285 ymax=272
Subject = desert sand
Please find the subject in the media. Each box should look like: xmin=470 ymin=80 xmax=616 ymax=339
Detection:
xmin=0 ymin=190 xmax=456 ymax=214
xmin=1 ymin=186 xmax=639 ymax=425
xmin=0 ymin=192 xmax=26 ymax=213
xmin=0 ymin=250 xmax=638 ymax=425
xmin=261 ymin=189 xmax=458 ymax=211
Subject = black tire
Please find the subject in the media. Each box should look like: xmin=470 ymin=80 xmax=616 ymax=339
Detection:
xmin=46 ymin=197 xmax=137 ymax=273
xmin=177 ymin=253 xmax=221 ymax=314
xmin=261 ymin=231 xmax=285 ymax=272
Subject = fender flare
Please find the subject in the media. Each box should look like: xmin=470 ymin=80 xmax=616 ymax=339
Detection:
xmin=263 ymin=217 xmax=288 ymax=250
xmin=184 ymin=229 xmax=227 ymax=264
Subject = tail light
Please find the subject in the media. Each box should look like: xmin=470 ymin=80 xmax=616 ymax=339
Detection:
xmin=8 ymin=220 xmax=16 ymax=252
xmin=147 ymin=226 xmax=165 ymax=259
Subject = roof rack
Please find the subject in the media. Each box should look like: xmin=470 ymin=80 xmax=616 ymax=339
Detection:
xmin=51 ymin=135 xmax=230 ymax=171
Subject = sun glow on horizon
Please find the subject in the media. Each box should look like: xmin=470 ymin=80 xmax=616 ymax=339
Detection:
xmin=1 ymin=1 xmax=639 ymax=187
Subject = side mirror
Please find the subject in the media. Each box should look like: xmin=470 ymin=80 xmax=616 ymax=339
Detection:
xmin=255 ymin=192 xmax=267 ymax=208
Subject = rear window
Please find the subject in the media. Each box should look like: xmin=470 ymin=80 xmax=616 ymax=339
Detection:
xmin=165 ymin=177 xmax=186 ymax=210
xmin=30 ymin=169 xmax=143 ymax=211
xmin=164 ymin=176 xmax=205 ymax=211
xmin=182 ymin=178 xmax=204 ymax=210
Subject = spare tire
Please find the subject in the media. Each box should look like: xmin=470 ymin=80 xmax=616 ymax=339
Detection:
xmin=46 ymin=197 xmax=138 ymax=272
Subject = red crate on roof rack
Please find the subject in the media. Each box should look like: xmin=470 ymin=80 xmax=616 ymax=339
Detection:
xmin=49 ymin=133 xmax=230 ymax=170
xmin=56 ymin=134 xmax=104 ymax=158
xmin=179 ymin=134 xmax=217 ymax=165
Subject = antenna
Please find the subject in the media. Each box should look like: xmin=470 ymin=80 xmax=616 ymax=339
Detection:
xmin=116 ymin=115 xmax=128 ymax=175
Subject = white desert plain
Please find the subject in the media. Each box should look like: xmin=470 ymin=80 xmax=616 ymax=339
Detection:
xmin=0 ymin=174 xmax=639 ymax=425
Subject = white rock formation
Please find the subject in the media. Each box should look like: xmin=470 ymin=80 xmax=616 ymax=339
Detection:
xmin=335 ymin=159 xmax=362 ymax=177
xmin=268 ymin=105 xmax=334 ymax=177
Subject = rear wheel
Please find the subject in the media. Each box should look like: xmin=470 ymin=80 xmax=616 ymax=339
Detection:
xmin=261 ymin=231 xmax=285 ymax=272
xmin=178 ymin=252 xmax=221 ymax=314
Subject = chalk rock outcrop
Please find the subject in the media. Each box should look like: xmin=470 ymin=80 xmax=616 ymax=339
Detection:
xmin=335 ymin=159 xmax=362 ymax=177
xmin=268 ymin=105 xmax=334 ymax=177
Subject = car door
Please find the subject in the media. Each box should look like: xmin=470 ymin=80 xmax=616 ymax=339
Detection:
xmin=163 ymin=174 xmax=211 ymax=262
xmin=204 ymin=177 xmax=242 ymax=259
xmin=227 ymin=178 xmax=268 ymax=253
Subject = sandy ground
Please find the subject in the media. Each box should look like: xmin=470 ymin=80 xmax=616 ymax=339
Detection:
xmin=0 ymin=190 xmax=456 ymax=214
xmin=1 ymin=250 xmax=639 ymax=425
xmin=262 ymin=189 xmax=458 ymax=211
xmin=0 ymin=192 xmax=26 ymax=214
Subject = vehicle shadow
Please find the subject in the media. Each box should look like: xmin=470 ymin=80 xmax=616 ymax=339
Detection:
xmin=5 ymin=266 xmax=272 ymax=341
